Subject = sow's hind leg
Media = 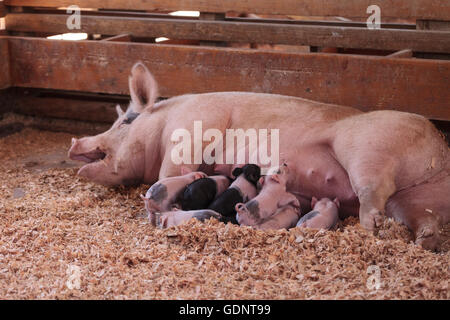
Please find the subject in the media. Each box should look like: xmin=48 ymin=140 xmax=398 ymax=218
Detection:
xmin=386 ymin=172 xmax=450 ymax=251
xmin=331 ymin=111 xmax=448 ymax=233
xmin=345 ymin=158 xmax=397 ymax=231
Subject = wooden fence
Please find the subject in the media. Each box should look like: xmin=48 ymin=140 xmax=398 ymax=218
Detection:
xmin=0 ymin=0 xmax=449 ymax=122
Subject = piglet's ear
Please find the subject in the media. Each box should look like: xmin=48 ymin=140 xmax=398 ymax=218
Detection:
xmin=311 ymin=196 xmax=318 ymax=208
xmin=180 ymin=166 xmax=193 ymax=176
xmin=258 ymin=177 xmax=265 ymax=186
xmin=333 ymin=198 xmax=340 ymax=209
xmin=270 ymin=174 xmax=281 ymax=184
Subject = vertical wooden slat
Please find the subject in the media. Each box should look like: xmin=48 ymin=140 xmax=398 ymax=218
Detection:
xmin=8 ymin=5 xmax=30 ymax=37
xmin=0 ymin=2 xmax=6 ymax=36
xmin=0 ymin=37 xmax=10 ymax=89
xmin=0 ymin=2 xmax=5 ymax=17
xmin=199 ymin=12 xmax=226 ymax=47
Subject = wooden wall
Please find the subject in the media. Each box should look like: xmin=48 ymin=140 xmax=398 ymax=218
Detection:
xmin=1 ymin=0 xmax=450 ymax=121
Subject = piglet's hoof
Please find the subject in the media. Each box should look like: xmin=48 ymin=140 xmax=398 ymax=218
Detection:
xmin=360 ymin=208 xmax=384 ymax=231
xmin=415 ymin=225 xmax=440 ymax=252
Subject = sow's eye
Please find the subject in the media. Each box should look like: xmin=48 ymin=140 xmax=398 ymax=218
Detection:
xmin=121 ymin=118 xmax=132 ymax=125
xmin=121 ymin=111 xmax=140 ymax=125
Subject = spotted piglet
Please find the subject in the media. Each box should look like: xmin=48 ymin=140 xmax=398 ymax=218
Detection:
xmin=296 ymin=197 xmax=340 ymax=230
xmin=156 ymin=209 xmax=223 ymax=228
xmin=177 ymin=175 xmax=231 ymax=211
xmin=236 ymin=164 xmax=300 ymax=226
xmin=141 ymin=167 xmax=207 ymax=225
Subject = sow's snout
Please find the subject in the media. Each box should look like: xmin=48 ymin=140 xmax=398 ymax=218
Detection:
xmin=68 ymin=137 xmax=106 ymax=163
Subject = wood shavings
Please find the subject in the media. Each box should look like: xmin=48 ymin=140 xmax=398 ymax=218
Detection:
xmin=0 ymin=128 xmax=448 ymax=299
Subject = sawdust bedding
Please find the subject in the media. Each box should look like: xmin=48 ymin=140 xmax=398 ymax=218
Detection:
xmin=0 ymin=128 xmax=448 ymax=300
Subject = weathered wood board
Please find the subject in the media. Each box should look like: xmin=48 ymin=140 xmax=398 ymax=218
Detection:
xmin=5 ymin=0 xmax=450 ymax=20
xmin=0 ymin=4 xmax=6 ymax=17
xmin=12 ymin=90 xmax=123 ymax=123
xmin=0 ymin=38 xmax=10 ymax=89
xmin=6 ymin=37 xmax=450 ymax=120
xmin=0 ymin=3 xmax=6 ymax=36
xmin=6 ymin=13 xmax=450 ymax=53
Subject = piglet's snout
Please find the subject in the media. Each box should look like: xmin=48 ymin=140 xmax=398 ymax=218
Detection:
xmin=68 ymin=138 xmax=79 ymax=158
xmin=235 ymin=203 xmax=247 ymax=214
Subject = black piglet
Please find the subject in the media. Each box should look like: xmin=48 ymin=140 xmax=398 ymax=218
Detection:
xmin=208 ymin=164 xmax=261 ymax=224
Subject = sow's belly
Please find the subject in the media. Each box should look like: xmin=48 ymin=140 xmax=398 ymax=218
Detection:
xmin=284 ymin=146 xmax=359 ymax=218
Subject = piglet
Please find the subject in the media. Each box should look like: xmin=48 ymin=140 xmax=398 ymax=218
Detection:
xmin=208 ymin=164 xmax=261 ymax=224
xmin=236 ymin=163 xmax=299 ymax=226
xmin=141 ymin=167 xmax=207 ymax=224
xmin=177 ymin=175 xmax=230 ymax=211
xmin=296 ymin=197 xmax=340 ymax=230
xmin=252 ymin=204 xmax=300 ymax=230
xmin=155 ymin=209 xmax=223 ymax=228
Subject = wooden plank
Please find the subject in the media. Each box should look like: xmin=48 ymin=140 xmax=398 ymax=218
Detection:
xmin=417 ymin=20 xmax=450 ymax=31
xmin=5 ymin=0 xmax=450 ymax=20
xmin=0 ymin=88 xmax=13 ymax=115
xmin=6 ymin=13 xmax=450 ymax=53
xmin=13 ymin=94 xmax=120 ymax=123
xmin=416 ymin=20 xmax=450 ymax=60
xmin=7 ymin=37 xmax=450 ymax=120
xmin=387 ymin=49 xmax=413 ymax=58
xmin=17 ymin=8 xmax=418 ymax=29
xmin=0 ymin=38 xmax=10 ymax=89
xmin=0 ymin=2 xmax=6 ymax=35
xmin=0 ymin=3 xmax=6 ymax=17
xmin=101 ymin=34 xmax=132 ymax=42
xmin=2 ymin=111 xmax=111 ymax=135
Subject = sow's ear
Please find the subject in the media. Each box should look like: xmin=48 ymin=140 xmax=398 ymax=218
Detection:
xmin=129 ymin=62 xmax=159 ymax=113
xmin=116 ymin=105 xmax=125 ymax=117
